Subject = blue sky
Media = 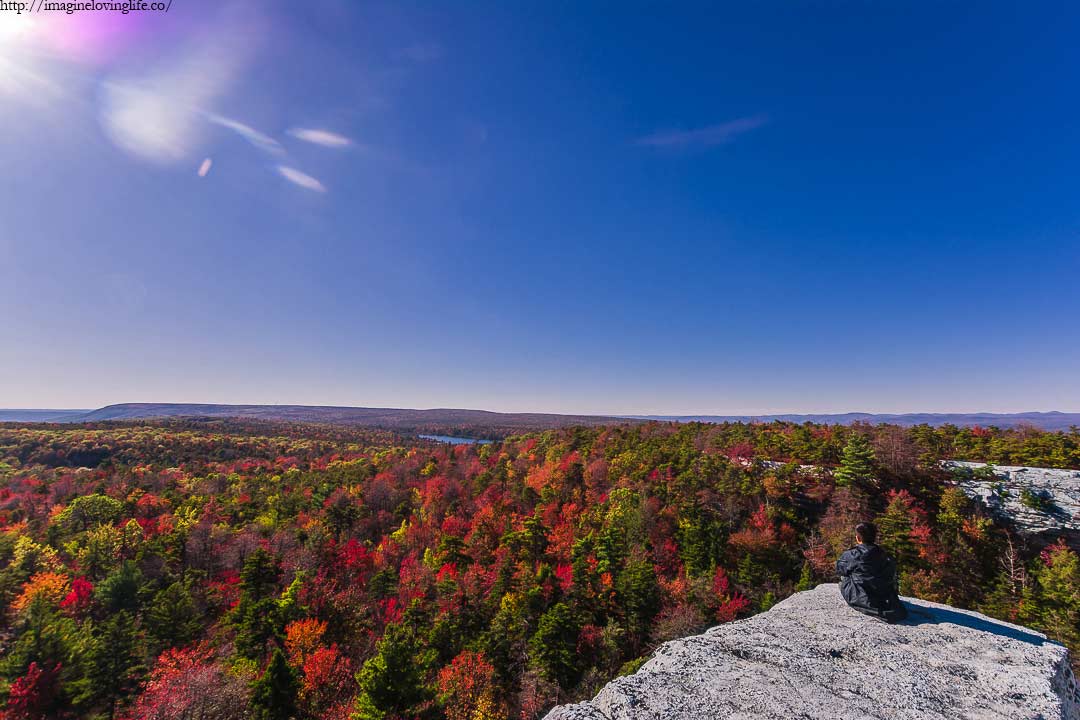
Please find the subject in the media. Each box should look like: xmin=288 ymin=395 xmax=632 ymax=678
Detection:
xmin=1 ymin=1 xmax=1078 ymax=414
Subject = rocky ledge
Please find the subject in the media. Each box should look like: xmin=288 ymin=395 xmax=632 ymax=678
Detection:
xmin=947 ymin=461 xmax=1080 ymax=537
xmin=545 ymin=583 xmax=1079 ymax=720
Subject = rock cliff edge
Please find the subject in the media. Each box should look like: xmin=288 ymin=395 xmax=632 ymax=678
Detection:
xmin=545 ymin=583 xmax=1080 ymax=720
xmin=947 ymin=461 xmax=1080 ymax=538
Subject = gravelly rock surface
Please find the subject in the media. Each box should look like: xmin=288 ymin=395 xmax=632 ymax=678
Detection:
xmin=545 ymin=583 xmax=1079 ymax=720
xmin=947 ymin=461 xmax=1080 ymax=536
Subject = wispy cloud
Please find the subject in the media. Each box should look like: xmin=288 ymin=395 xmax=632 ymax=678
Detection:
xmin=636 ymin=114 xmax=768 ymax=148
xmin=288 ymin=128 xmax=354 ymax=149
xmin=207 ymin=114 xmax=283 ymax=155
xmin=197 ymin=158 xmax=213 ymax=177
xmin=277 ymin=165 xmax=326 ymax=193
xmin=101 ymin=83 xmax=201 ymax=164
xmin=99 ymin=6 xmax=263 ymax=165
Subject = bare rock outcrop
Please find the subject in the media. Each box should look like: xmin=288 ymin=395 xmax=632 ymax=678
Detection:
xmin=545 ymin=583 xmax=1079 ymax=720
xmin=947 ymin=461 xmax=1080 ymax=537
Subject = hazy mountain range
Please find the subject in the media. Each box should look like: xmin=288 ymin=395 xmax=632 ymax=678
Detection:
xmin=1 ymin=404 xmax=1078 ymax=433
xmin=626 ymin=411 xmax=1080 ymax=430
xmin=0 ymin=404 xmax=620 ymax=436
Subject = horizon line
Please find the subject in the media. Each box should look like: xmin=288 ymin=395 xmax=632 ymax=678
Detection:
xmin=2 ymin=403 xmax=1078 ymax=417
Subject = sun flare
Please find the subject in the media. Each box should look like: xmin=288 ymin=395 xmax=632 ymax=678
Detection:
xmin=0 ymin=12 xmax=35 ymax=51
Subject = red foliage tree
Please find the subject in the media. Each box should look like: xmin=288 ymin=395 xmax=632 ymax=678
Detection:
xmin=436 ymin=651 xmax=502 ymax=720
xmin=300 ymin=645 xmax=354 ymax=718
xmin=712 ymin=567 xmax=750 ymax=623
xmin=59 ymin=577 xmax=93 ymax=615
xmin=2 ymin=662 xmax=61 ymax=720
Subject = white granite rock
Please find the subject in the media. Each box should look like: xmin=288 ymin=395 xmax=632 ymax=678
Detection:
xmin=545 ymin=583 xmax=1079 ymax=720
xmin=947 ymin=461 xmax=1080 ymax=535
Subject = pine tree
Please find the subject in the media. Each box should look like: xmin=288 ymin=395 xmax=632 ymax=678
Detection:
xmin=676 ymin=509 xmax=724 ymax=578
xmin=834 ymin=434 xmax=876 ymax=487
xmin=795 ymin=562 xmax=815 ymax=592
xmin=250 ymin=647 xmax=299 ymax=720
xmin=0 ymin=598 xmax=90 ymax=710
xmin=936 ymin=486 xmax=969 ymax=536
xmin=478 ymin=593 xmax=528 ymax=688
xmin=146 ymin=581 xmax=200 ymax=651
xmin=352 ymin=623 xmax=430 ymax=720
xmin=979 ymin=533 xmax=1028 ymax=622
xmin=528 ymin=602 xmax=581 ymax=692
xmin=876 ymin=493 xmax=918 ymax=570
xmin=233 ymin=550 xmax=283 ymax=660
xmin=83 ymin=611 xmax=145 ymax=719
xmin=240 ymin=549 xmax=281 ymax=598
xmin=1032 ymin=542 xmax=1080 ymax=650
xmin=95 ymin=561 xmax=143 ymax=613
xmin=614 ymin=556 xmax=660 ymax=651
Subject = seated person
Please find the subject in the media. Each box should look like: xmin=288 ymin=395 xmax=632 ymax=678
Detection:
xmin=836 ymin=522 xmax=908 ymax=622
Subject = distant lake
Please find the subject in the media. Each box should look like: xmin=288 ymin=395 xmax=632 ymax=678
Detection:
xmin=419 ymin=434 xmax=494 ymax=445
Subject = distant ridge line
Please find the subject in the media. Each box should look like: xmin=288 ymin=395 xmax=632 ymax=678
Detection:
xmin=1 ymin=404 xmax=1078 ymax=431
xmin=0 ymin=403 xmax=626 ymax=435
xmin=623 ymin=411 xmax=1080 ymax=430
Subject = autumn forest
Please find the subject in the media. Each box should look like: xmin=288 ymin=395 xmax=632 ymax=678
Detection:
xmin=1 ymin=418 xmax=1078 ymax=720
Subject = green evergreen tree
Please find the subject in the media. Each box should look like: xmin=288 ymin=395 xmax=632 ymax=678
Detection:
xmin=146 ymin=580 xmax=200 ymax=650
xmin=1032 ymin=543 xmax=1080 ymax=650
xmin=250 ymin=646 xmax=299 ymax=720
xmin=676 ymin=509 xmax=725 ymax=578
xmin=95 ymin=561 xmax=143 ymax=613
xmin=529 ymin=602 xmax=581 ymax=691
xmin=978 ymin=536 xmax=1027 ymax=623
xmin=734 ymin=552 xmax=763 ymax=588
xmin=352 ymin=622 xmax=431 ymax=720
xmin=83 ymin=611 xmax=144 ymax=719
xmin=979 ymin=570 xmax=1024 ymax=622
xmin=615 ymin=556 xmax=660 ymax=650
xmin=323 ymin=489 xmax=361 ymax=539
xmin=834 ymin=434 xmax=877 ymax=487
xmin=795 ymin=562 xmax=815 ymax=592
xmin=0 ymin=597 xmax=90 ymax=708
xmin=233 ymin=550 xmax=283 ymax=660
xmin=936 ymin=486 xmax=969 ymax=536
xmin=876 ymin=494 xmax=918 ymax=570
xmin=478 ymin=593 xmax=529 ymax=687
xmin=569 ymin=535 xmax=597 ymax=603
xmin=240 ymin=549 xmax=281 ymax=597
xmin=366 ymin=567 xmax=397 ymax=600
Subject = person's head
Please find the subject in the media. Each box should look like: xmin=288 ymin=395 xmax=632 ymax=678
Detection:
xmin=855 ymin=522 xmax=877 ymax=545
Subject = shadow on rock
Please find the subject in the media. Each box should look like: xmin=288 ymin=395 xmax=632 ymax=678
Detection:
xmin=900 ymin=603 xmax=1048 ymax=646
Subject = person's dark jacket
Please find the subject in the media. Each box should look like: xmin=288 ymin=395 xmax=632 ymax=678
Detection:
xmin=836 ymin=543 xmax=908 ymax=622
